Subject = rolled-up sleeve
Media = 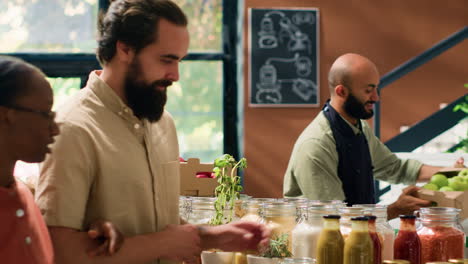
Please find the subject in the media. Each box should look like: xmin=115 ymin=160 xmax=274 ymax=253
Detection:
xmin=368 ymin=133 xmax=422 ymax=185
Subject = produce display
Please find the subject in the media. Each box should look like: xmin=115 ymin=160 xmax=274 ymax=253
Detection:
xmin=423 ymin=169 xmax=468 ymax=191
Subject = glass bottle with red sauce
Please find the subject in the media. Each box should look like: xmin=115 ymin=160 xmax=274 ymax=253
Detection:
xmin=416 ymin=207 xmax=465 ymax=264
xmin=368 ymin=215 xmax=382 ymax=264
xmin=394 ymin=215 xmax=421 ymax=264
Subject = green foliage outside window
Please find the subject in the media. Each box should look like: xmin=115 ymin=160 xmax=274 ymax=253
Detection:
xmin=452 ymin=84 xmax=468 ymax=153
xmin=46 ymin=77 xmax=81 ymax=110
xmin=167 ymin=61 xmax=223 ymax=162
xmin=2 ymin=0 xmax=224 ymax=162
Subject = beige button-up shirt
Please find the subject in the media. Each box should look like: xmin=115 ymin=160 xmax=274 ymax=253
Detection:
xmin=35 ymin=71 xmax=180 ymax=264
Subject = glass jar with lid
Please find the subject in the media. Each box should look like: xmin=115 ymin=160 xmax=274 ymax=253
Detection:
xmin=353 ymin=204 xmax=394 ymax=260
xmin=280 ymin=257 xmax=316 ymax=263
xmin=282 ymin=197 xmax=310 ymax=223
xmin=179 ymin=196 xmax=191 ymax=223
xmin=292 ymin=204 xmax=337 ymax=258
xmin=448 ymin=259 xmax=468 ymax=263
xmin=240 ymin=198 xmax=276 ymax=223
xmin=235 ymin=194 xmax=253 ymax=219
xmin=338 ymin=207 xmax=365 ymax=239
xmin=263 ymin=201 xmax=297 ymax=251
xmin=186 ymin=197 xmax=239 ymax=225
xmin=309 ymin=200 xmax=347 ymax=209
xmin=416 ymin=207 xmax=465 ymax=264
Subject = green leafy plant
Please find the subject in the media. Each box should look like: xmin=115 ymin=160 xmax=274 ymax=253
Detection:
xmin=453 ymin=84 xmax=468 ymax=114
xmin=260 ymin=234 xmax=293 ymax=258
xmin=451 ymin=84 xmax=468 ymax=153
xmin=209 ymin=154 xmax=247 ymax=225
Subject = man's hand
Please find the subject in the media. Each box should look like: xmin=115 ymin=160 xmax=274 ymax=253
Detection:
xmin=87 ymin=220 xmax=124 ymax=257
xmin=158 ymin=224 xmax=202 ymax=264
xmin=387 ymin=185 xmax=432 ymax=220
xmin=200 ymin=221 xmax=271 ymax=252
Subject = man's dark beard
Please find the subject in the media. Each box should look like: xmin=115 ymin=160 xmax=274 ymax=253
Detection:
xmin=344 ymin=91 xmax=375 ymax=120
xmin=124 ymin=60 xmax=172 ymax=122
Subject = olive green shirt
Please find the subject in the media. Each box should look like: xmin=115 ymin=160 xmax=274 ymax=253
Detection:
xmin=283 ymin=111 xmax=423 ymax=200
xmin=35 ymin=71 xmax=181 ymax=264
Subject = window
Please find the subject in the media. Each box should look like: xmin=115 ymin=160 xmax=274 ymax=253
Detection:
xmin=0 ymin=0 xmax=98 ymax=53
xmin=1 ymin=0 xmax=239 ymax=162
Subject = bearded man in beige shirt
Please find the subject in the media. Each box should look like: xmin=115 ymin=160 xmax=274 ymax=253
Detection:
xmin=35 ymin=1 xmax=269 ymax=264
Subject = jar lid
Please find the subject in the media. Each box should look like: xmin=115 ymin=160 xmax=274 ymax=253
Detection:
xmin=323 ymin=215 xmax=340 ymax=219
xmin=383 ymin=260 xmax=410 ymax=264
xmin=448 ymin=259 xmax=468 ymax=263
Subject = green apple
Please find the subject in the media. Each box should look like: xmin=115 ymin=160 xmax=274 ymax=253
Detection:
xmin=422 ymin=183 xmax=439 ymax=191
xmin=458 ymin=169 xmax=468 ymax=178
xmin=448 ymin=178 xmax=464 ymax=191
xmin=450 ymin=176 xmax=464 ymax=182
xmin=430 ymin=173 xmax=449 ymax=188
xmin=440 ymin=186 xmax=455 ymax=192
xmin=460 ymin=181 xmax=468 ymax=191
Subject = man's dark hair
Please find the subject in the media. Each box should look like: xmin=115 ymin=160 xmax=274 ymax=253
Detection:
xmin=0 ymin=56 xmax=41 ymax=106
xmin=97 ymin=0 xmax=188 ymax=65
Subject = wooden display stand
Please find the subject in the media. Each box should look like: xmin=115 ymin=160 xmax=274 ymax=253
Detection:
xmin=180 ymin=158 xmax=218 ymax=197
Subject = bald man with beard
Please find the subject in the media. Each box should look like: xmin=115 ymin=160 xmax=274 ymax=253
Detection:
xmin=283 ymin=53 xmax=462 ymax=219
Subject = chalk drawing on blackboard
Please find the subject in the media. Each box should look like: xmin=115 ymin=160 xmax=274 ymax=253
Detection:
xmin=256 ymin=89 xmax=282 ymax=104
xmin=292 ymin=12 xmax=316 ymax=25
xmin=258 ymin=11 xmax=312 ymax=54
xmin=279 ymin=78 xmax=317 ymax=101
xmin=258 ymin=15 xmax=278 ymax=48
xmin=255 ymin=53 xmax=316 ymax=103
xmin=249 ymin=7 xmax=319 ymax=107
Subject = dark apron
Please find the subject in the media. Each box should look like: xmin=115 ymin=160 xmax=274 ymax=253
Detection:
xmin=322 ymin=101 xmax=375 ymax=205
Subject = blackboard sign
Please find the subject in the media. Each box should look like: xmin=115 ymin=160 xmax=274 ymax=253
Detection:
xmin=248 ymin=8 xmax=319 ymax=107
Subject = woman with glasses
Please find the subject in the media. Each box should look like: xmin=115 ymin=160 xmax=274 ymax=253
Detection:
xmin=0 ymin=56 xmax=124 ymax=263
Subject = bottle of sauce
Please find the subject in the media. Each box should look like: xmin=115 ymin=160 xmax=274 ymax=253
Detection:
xmin=368 ymin=215 xmax=382 ymax=264
xmin=394 ymin=215 xmax=420 ymax=264
xmin=339 ymin=207 xmax=365 ymax=239
xmin=354 ymin=204 xmax=395 ymax=260
xmin=417 ymin=207 xmax=465 ymax=264
xmin=292 ymin=204 xmax=337 ymax=258
xmin=316 ymin=215 xmax=344 ymax=264
xmin=344 ymin=216 xmax=373 ymax=264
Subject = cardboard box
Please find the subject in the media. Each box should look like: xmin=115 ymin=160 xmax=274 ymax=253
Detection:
xmin=180 ymin=158 xmax=218 ymax=197
xmin=417 ymin=168 xmax=468 ymax=219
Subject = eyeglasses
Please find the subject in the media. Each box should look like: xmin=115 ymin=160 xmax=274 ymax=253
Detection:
xmin=7 ymin=105 xmax=56 ymax=121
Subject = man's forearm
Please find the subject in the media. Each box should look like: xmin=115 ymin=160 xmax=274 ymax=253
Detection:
xmin=417 ymin=164 xmax=442 ymax=182
xmin=50 ymin=226 xmax=166 ymax=264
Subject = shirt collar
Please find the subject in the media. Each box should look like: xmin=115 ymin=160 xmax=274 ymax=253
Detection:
xmin=87 ymin=71 xmax=144 ymax=122
xmin=338 ymin=113 xmax=363 ymax=135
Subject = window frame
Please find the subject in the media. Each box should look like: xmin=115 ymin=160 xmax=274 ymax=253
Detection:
xmin=2 ymin=0 xmax=240 ymax=160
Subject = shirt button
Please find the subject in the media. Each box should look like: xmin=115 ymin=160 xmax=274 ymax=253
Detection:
xmin=124 ymin=108 xmax=129 ymax=113
xmin=25 ymin=236 xmax=32 ymax=245
xmin=118 ymin=111 xmax=123 ymax=115
xmin=134 ymin=124 xmax=140 ymax=129
xmin=16 ymin=209 xmax=25 ymax=218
